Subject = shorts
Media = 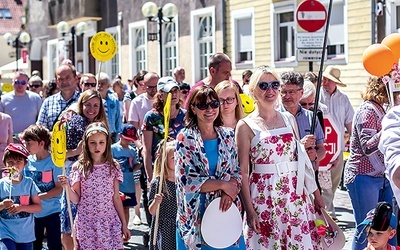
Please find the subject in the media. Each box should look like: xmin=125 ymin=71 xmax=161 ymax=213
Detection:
xmin=121 ymin=192 xmax=137 ymax=207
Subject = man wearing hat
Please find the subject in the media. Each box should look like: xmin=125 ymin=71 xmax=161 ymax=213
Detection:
xmin=319 ymin=66 xmax=354 ymax=221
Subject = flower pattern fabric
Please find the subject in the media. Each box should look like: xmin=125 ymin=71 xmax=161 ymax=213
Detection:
xmin=175 ymin=126 xmax=242 ymax=250
xmin=243 ymin=116 xmax=322 ymax=250
xmin=70 ymin=162 xmax=123 ymax=250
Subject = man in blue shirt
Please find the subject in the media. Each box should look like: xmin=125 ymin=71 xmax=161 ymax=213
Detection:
xmin=280 ymin=71 xmax=326 ymax=187
xmin=97 ymin=72 xmax=121 ymax=143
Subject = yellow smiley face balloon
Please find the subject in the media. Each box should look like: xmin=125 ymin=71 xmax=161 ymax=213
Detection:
xmin=2 ymin=83 xmax=13 ymax=93
xmin=51 ymin=121 xmax=67 ymax=167
xmin=240 ymin=93 xmax=255 ymax=116
xmin=90 ymin=32 xmax=118 ymax=62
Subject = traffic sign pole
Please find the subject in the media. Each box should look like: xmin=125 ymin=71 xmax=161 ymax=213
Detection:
xmin=310 ymin=0 xmax=333 ymax=135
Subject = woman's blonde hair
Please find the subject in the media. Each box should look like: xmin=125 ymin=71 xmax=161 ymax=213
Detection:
xmin=361 ymin=76 xmax=388 ymax=104
xmin=214 ymin=80 xmax=245 ymax=121
xmin=153 ymin=139 xmax=176 ymax=194
xmin=248 ymin=65 xmax=280 ymax=100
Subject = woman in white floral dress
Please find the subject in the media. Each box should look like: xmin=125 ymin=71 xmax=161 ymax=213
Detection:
xmin=235 ymin=66 xmax=325 ymax=250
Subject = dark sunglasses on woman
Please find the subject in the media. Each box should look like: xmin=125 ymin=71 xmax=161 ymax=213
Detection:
xmin=257 ymin=80 xmax=280 ymax=91
xmin=195 ymin=100 xmax=220 ymax=110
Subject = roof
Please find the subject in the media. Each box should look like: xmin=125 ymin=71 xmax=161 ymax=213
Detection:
xmin=0 ymin=0 xmax=26 ymax=35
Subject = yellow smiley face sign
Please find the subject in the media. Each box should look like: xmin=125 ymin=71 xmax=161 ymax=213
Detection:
xmin=2 ymin=83 xmax=13 ymax=93
xmin=51 ymin=121 xmax=67 ymax=167
xmin=90 ymin=32 xmax=118 ymax=62
xmin=240 ymin=93 xmax=255 ymax=116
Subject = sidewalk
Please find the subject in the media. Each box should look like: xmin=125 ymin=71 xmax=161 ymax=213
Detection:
xmin=125 ymin=189 xmax=357 ymax=250
xmin=334 ymin=188 xmax=356 ymax=250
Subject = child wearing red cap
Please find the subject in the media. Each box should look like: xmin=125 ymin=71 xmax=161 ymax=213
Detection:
xmin=0 ymin=143 xmax=42 ymax=249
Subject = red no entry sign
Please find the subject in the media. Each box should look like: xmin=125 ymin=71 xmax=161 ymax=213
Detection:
xmin=296 ymin=0 xmax=327 ymax=32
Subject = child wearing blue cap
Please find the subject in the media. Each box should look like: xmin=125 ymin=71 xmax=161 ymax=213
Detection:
xmin=360 ymin=202 xmax=399 ymax=250
xmin=111 ymin=123 xmax=142 ymax=229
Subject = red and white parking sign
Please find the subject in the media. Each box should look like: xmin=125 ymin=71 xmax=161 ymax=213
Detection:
xmin=319 ymin=115 xmax=342 ymax=171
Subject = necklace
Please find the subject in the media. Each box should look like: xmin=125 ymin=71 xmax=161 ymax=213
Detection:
xmin=259 ymin=111 xmax=279 ymax=130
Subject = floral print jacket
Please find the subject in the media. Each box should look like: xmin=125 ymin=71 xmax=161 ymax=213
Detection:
xmin=175 ymin=125 xmax=242 ymax=250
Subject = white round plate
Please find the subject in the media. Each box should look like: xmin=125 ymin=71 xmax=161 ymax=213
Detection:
xmin=201 ymin=197 xmax=242 ymax=248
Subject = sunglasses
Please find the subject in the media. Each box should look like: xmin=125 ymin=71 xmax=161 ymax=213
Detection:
xmin=14 ymin=80 xmax=27 ymax=85
xmin=29 ymin=84 xmax=42 ymax=88
xmin=195 ymin=100 xmax=220 ymax=110
xmin=257 ymin=80 xmax=280 ymax=91
xmin=219 ymin=97 xmax=235 ymax=105
xmin=300 ymin=102 xmax=315 ymax=107
xmin=83 ymin=82 xmax=97 ymax=88
xmin=181 ymin=90 xmax=189 ymax=95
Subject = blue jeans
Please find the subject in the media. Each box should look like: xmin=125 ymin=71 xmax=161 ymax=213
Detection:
xmin=1 ymin=239 xmax=33 ymax=250
xmin=347 ymin=175 xmax=396 ymax=250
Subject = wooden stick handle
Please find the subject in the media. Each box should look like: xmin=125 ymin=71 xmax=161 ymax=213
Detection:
xmin=63 ymin=166 xmax=77 ymax=249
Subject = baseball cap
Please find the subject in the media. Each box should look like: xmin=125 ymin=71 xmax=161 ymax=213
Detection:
xmin=157 ymin=77 xmax=179 ymax=93
xmin=120 ymin=124 xmax=138 ymax=141
xmin=359 ymin=202 xmax=397 ymax=231
xmin=3 ymin=143 xmax=30 ymax=164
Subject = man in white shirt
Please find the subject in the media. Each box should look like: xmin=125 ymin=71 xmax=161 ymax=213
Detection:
xmin=128 ymin=72 xmax=158 ymax=130
xmin=319 ymin=66 xmax=354 ymax=220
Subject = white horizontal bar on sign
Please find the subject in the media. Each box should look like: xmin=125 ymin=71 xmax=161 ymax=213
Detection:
xmin=297 ymin=11 xmax=326 ymax=20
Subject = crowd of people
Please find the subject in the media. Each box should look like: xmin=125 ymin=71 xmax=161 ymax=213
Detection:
xmin=1 ymin=52 xmax=400 ymax=250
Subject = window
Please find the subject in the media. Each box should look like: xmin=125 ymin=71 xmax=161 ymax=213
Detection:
xmin=191 ymin=6 xmax=215 ymax=83
xmin=231 ymin=8 xmax=254 ymax=68
xmin=278 ymin=12 xmax=295 ymax=60
xmin=47 ymin=39 xmax=67 ymax=79
xmin=271 ymin=2 xmax=296 ymax=66
xmin=164 ymin=22 xmax=177 ymax=77
xmin=129 ymin=21 xmax=147 ymax=77
xmin=0 ymin=9 xmax=12 ymax=19
xmin=105 ymin=26 xmax=121 ymax=78
xmin=387 ymin=0 xmax=400 ymax=33
xmin=324 ymin=2 xmax=345 ymax=60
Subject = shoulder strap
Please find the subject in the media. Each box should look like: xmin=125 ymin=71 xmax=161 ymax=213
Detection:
xmin=281 ymin=111 xmax=300 ymax=140
xmin=242 ymin=117 xmax=263 ymax=133
xmin=52 ymin=94 xmax=78 ymax=130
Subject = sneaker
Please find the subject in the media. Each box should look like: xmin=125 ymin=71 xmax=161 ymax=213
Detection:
xmin=133 ymin=215 xmax=142 ymax=225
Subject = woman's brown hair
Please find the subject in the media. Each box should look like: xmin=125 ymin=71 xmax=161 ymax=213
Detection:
xmin=185 ymin=85 xmax=223 ymax=127
xmin=361 ymin=76 xmax=388 ymax=105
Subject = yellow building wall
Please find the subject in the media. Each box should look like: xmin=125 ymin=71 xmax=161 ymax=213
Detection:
xmin=226 ymin=0 xmax=374 ymax=110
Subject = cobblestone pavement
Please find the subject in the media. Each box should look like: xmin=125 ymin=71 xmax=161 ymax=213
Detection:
xmin=333 ymin=188 xmax=356 ymax=250
xmin=126 ymin=188 xmax=356 ymax=250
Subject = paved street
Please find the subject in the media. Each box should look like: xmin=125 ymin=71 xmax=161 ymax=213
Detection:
xmin=124 ymin=188 xmax=357 ymax=250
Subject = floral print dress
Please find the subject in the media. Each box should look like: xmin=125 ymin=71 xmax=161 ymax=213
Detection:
xmin=243 ymin=115 xmax=322 ymax=250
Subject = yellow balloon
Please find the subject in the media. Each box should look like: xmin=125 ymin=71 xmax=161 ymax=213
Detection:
xmin=51 ymin=121 xmax=67 ymax=167
xmin=2 ymin=83 xmax=13 ymax=93
xmin=90 ymin=32 xmax=118 ymax=62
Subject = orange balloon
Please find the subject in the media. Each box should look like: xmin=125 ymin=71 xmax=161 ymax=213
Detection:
xmin=362 ymin=44 xmax=394 ymax=76
xmin=382 ymin=33 xmax=400 ymax=60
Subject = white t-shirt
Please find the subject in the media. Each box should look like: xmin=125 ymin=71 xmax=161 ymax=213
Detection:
xmin=128 ymin=93 xmax=154 ymax=128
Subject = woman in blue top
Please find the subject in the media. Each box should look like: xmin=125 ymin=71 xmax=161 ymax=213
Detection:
xmin=175 ymin=85 xmax=245 ymax=250
xmin=142 ymin=76 xmax=186 ymax=182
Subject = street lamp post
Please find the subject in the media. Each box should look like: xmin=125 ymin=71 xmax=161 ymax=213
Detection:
xmin=3 ymin=30 xmax=31 ymax=71
xmin=141 ymin=2 xmax=178 ymax=76
xmin=57 ymin=21 xmax=88 ymax=66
